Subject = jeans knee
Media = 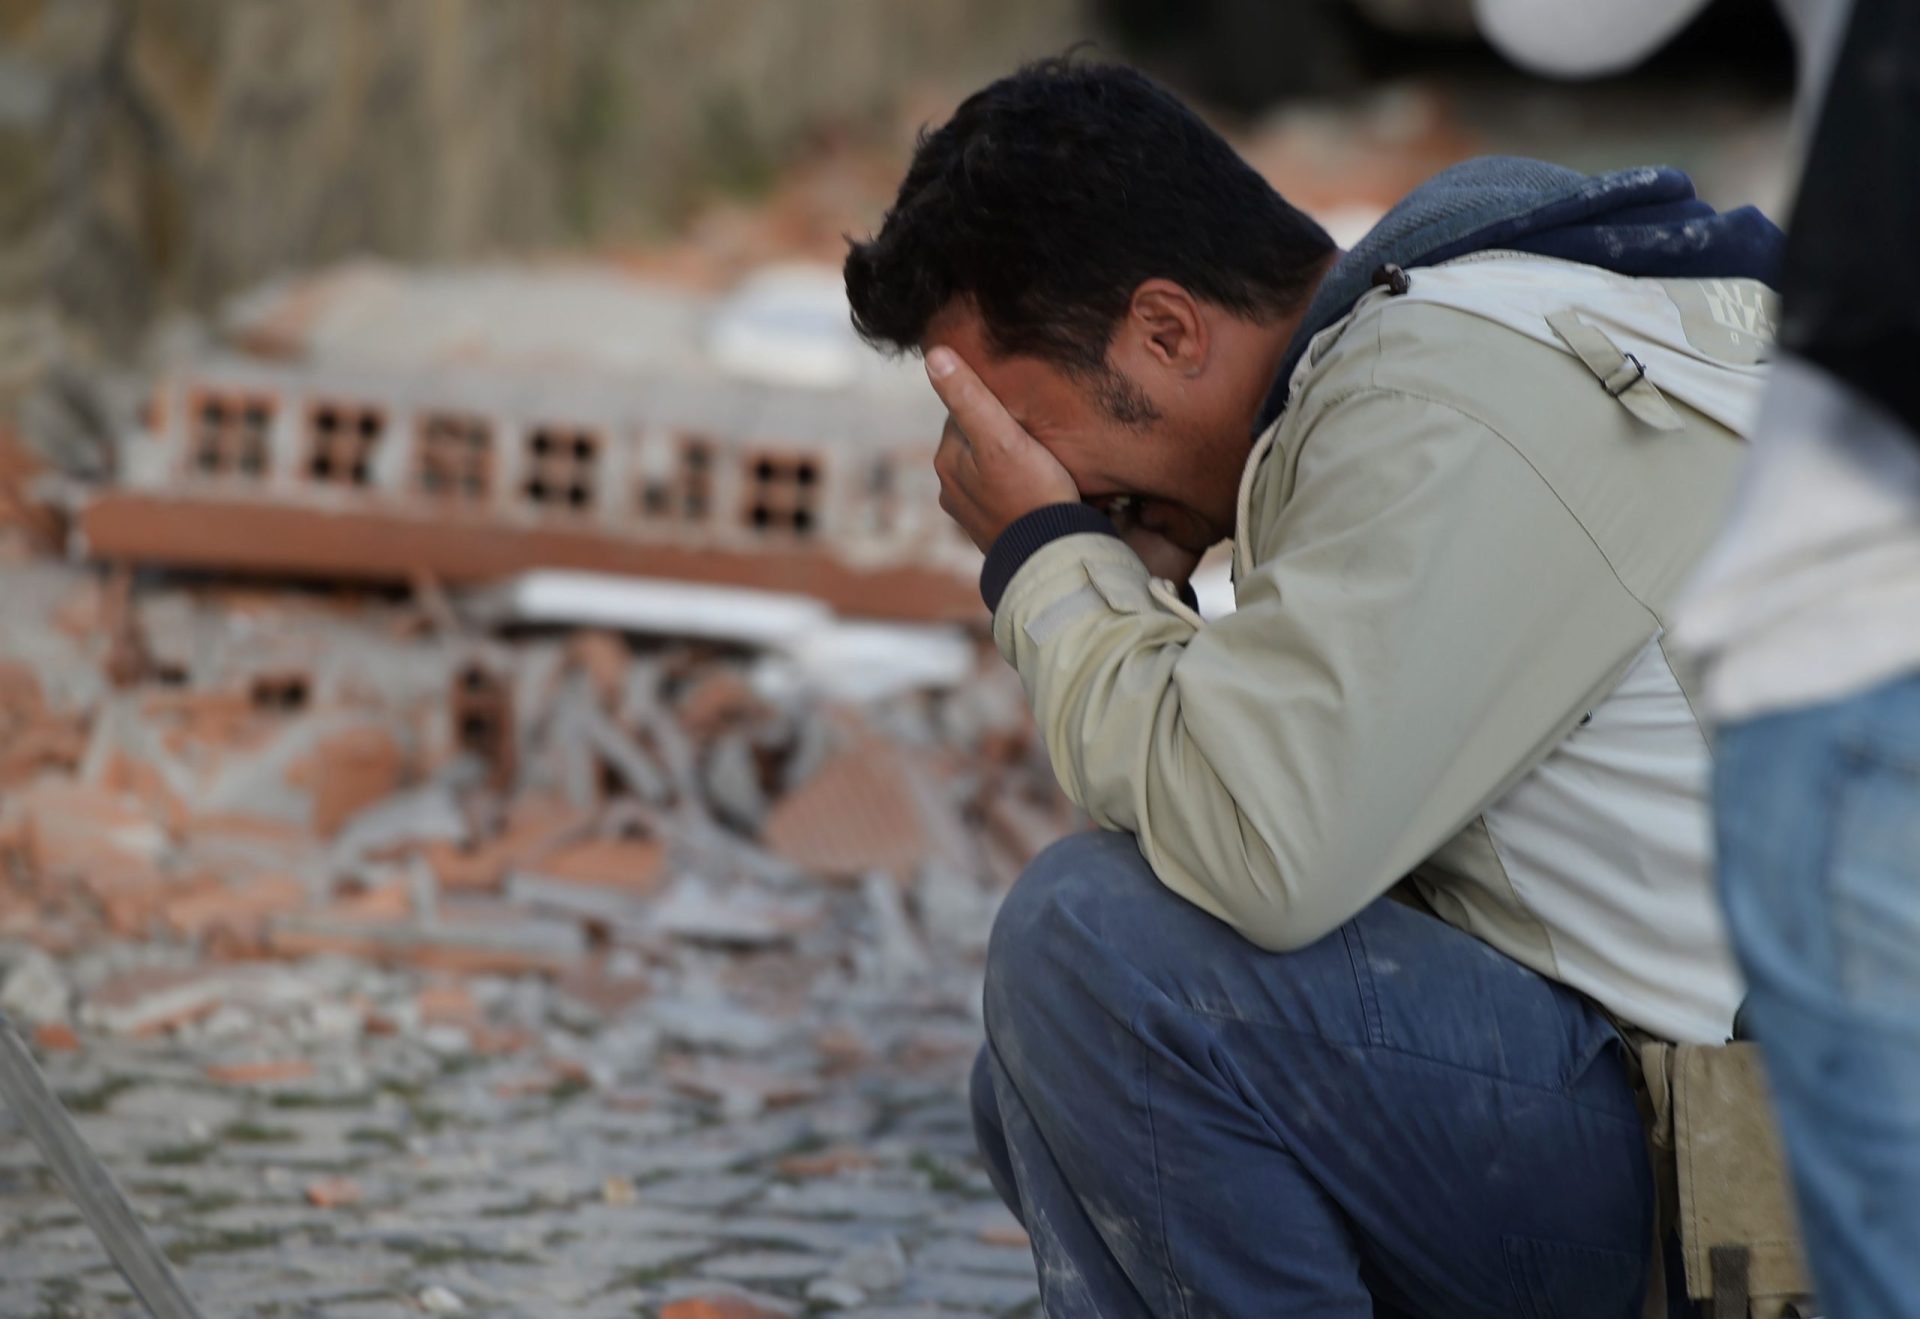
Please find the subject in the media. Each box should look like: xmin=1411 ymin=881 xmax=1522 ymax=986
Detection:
xmin=984 ymin=830 xmax=1164 ymax=1041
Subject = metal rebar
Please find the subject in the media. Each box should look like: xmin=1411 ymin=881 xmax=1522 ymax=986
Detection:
xmin=0 ymin=1010 xmax=205 ymax=1319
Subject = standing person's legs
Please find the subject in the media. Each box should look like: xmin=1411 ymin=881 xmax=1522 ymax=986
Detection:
xmin=1714 ymin=671 xmax=1920 ymax=1319
xmin=970 ymin=830 xmax=1652 ymax=1318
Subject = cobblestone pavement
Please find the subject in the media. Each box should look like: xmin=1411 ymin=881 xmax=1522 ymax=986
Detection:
xmin=0 ymin=945 xmax=1034 ymax=1319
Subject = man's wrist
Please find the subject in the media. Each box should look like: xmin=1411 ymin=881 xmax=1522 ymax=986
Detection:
xmin=980 ymin=503 xmax=1119 ymax=612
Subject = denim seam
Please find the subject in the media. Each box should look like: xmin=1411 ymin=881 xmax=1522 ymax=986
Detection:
xmin=1134 ymin=1014 xmax=1196 ymax=1319
xmin=1340 ymin=923 xmax=1388 ymax=1049
xmin=1502 ymin=1233 xmax=1647 ymax=1319
xmin=1161 ymin=999 xmax=1645 ymax=1128
xmin=1808 ymin=739 xmax=1853 ymax=974
xmin=1502 ymin=1235 xmax=1557 ymax=1319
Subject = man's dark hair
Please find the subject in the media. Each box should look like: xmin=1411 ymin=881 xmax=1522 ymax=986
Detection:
xmin=845 ymin=58 xmax=1333 ymax=388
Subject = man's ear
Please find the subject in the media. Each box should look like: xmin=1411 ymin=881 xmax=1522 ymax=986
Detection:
xmin=1127 ymin=280 xmax=1209 ymax=376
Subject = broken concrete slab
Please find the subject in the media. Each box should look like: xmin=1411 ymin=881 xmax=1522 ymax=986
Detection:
xmin=328 ymin=778 xmax=468 ymax=875
xmin=637 ymin=877 xmax=816 ymax=950
xmin=269 ymin=900 xmax=586 ymax=977
xmin=762 ymin=740 xmax=933 ymax=882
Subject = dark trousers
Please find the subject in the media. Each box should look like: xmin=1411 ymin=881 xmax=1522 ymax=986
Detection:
xmin=971 ymin=830 xmax=1653 ymax=1317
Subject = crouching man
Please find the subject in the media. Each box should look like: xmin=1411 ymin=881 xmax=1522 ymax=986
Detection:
xmin=846 ymin=59 xmax=1781 ymax=1317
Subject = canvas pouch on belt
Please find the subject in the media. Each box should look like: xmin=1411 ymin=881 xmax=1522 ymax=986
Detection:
xmin=1632 ymin=1039 xmax=1816 ymax=1319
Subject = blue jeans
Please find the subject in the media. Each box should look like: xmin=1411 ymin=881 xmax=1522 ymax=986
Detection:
xmin=1714 ymin=671 xmax=1920 ymax=1319
xmin=971 ymin=831 xmax=1653 ymax=1317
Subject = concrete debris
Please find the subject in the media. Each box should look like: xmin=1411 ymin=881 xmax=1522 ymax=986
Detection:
xmin=703 ymin=729 xmax=771 ymax=833
xmin=663 ymin=1059 xmax=823 ymax=1120
xmin=476 ymin=572 xmax=830 ymax=648
xmin=914 ymin=863 xmax=998 ymax=959
xmin=0 ymin=946 xmax=69 ymax=1024
xmin=652 ymin=995 xmax=787 ymax=1056
xmin=772 ymin=622 xmax=975 ymax=705
xmin=643 ymin=877 xmax=815 ymax=949
xmin=329 ymin=779 xmax=469 ymax=873
xmin=0 ymin=555 xmax=1064 ymax=1313
xmin=417 ymin=1283 xmax=465 ymax=1314
xmin=825 ymin=1234 xmax=908 ymax=1296
xmin=860 ymin=872 xmax=926 ymax=988
xmin=762 ymin=739 xmax=938 ymax=882
xmin=476 ymin=571 xmax=982 ymax=691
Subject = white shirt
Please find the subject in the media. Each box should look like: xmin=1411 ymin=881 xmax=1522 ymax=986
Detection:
xmin=1673 ymin=358 xmax=1920 ymax=721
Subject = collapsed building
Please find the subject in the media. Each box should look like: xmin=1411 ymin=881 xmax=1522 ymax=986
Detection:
xmin=70 ymin=262 xmax=983 ymax=623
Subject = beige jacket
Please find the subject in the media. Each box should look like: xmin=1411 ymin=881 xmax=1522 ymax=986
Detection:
xmin=994 ymin=252 xmax=1776 ymax=1043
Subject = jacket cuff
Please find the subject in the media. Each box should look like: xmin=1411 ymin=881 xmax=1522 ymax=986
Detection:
xmin=980 ymin=503 xmax=1118 ymax=612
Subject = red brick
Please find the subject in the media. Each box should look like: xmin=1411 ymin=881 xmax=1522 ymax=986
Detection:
xmin=205 ymin=1058 xmax=315 ymax=1086
xmin=331 ymin=884 xmax=415 ymax=923
xmin=664 ymin=1058 xmax=820 ymax=1109
xmin=0 ymin=714 xmax=87 ymax=790
xmin=675 ymin=670 xmax=765 ymax=741
xmin=812 ymin=1025 xmax=875 ymax=1072
xmin=98 ymin=752 xmax=192 ymax=837
xmin=469 ymin=1025 xmax=536 ymax=1056
xmin=423 ymin=798 xmax=590 ymax=893
xmin=660 ymin=1294 xmax=791 ymax=1319
xmin=567 ymin=629 xmax=630 ymax=707
xmin=981 ymin=789 xmax=1069 ymax=872
xmin=524 ymin=835 xmax=667 ymax=895
xmin=32 ymin=1022 xmax=80 ymax=1053
xmin=286 ymin=724 xmax=406 ymax=836
xmin=762 ymin=739 xmax=928 ymax=880
xmin=304 ymin=1176 xmax=361 ymax=1208
xmin=776 ymin=1145 xmax=875 ymax=1178
xmin=416 ymin=982 xmax=480 ymax=1026
xmin=85 ymin=966 xmax=232 ymax=1036
xmin=159 ymin=873 xmax=307 ymax=942
xmin=552 ymin=965 xmax=650 ymax=1017
xmin=17 ymin=782 xmax=168 ymax=881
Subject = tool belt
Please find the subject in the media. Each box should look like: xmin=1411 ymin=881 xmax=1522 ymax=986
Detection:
xmin=1628 ymin=1036 xmax=1818 ymax=1319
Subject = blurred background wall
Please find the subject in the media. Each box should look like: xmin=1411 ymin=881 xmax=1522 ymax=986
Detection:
xmin=0 ymin=0 xmax=1791 ymax=377
xmin=0 ymin=0 xmax=1087 ymax=360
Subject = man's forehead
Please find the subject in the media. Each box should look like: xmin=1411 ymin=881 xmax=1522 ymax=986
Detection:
xmin=920 ymin=306 xmax=1069 ymax=428
xmin=920 ymin=299 xmax=992 ymax=364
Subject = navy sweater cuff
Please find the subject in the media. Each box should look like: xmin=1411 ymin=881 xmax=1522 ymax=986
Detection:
xmin=980 ymin=503 xmax=1118 ymax=612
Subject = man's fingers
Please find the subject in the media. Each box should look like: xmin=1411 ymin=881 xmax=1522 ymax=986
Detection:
xmin=933 ymin=423 xmax=979 ymax=522
xmin=934 ymin=419 xmax=972 ymax=483
xmin=925 ymin=347 xmax=1027 ymax=455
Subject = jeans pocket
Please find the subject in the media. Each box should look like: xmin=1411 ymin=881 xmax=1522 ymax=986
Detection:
xmin=1503 ymin=1235 xmax=1647 ymax=1319
xmin=1822 ymin=745 xmax=1920 ymax=1011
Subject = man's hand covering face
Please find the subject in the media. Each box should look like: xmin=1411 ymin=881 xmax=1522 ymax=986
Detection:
xmin=925 ymin=346 xmax=1081 ymax=551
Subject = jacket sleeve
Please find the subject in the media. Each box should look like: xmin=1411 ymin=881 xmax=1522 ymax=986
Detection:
xmin=992 ymin=386 xmax=1658 ymax=949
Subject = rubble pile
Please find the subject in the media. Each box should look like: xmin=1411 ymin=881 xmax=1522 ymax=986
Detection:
xmin=0 ymin=557 xmax=1069 ymax=1318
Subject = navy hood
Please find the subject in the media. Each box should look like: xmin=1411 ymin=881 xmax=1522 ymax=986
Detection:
xmin=1259 ymin=157 xmax=1784 ymax=430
